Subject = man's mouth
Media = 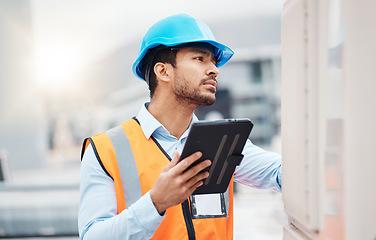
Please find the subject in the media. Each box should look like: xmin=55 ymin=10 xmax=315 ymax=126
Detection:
xmin=203 ymin=79 xmax=217 ymax=89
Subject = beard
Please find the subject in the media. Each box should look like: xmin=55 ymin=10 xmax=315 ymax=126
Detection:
xmin=173 ymin=72 xmax=216 ymax=106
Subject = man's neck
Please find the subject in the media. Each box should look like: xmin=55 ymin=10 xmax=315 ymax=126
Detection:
xmin=147 ymin=98 xmax=196 ymax=139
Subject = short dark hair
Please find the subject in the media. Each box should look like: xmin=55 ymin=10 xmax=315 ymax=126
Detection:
xmin=141 ymin=46 xmax=178 ymax=98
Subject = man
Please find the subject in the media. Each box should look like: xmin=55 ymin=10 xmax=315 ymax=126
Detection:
xmin=78 ymin=14 xmax=281 ymax=240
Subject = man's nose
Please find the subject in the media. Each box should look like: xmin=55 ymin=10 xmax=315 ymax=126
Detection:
xmin=207 ymin=63 xmax=219 ymax=77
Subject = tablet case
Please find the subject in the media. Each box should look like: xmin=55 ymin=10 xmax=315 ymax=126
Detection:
xmin=180 ymin=118 xmax=253 ymax=195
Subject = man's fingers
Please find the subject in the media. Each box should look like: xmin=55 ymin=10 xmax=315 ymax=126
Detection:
xmin=186 ymin=171 xmax=209 ymax=189
xmin=172 ymin=151 xmax=202 ymax=174
xmin=170 ymin=150 xmax=180 ymax=166
xmin=189 ymin=180 xmax=204 ymax=193
xmin=163 ymin=150 xmax=180 ymax=171
xmin=182 ymin=159 xmax=211 ymax=181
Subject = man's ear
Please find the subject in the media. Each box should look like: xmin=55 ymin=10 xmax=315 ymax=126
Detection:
xmin=154 ymin=62 xmax=171 ymax=83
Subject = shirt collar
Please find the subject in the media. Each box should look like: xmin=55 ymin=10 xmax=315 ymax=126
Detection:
xmin=136 ymin=102 xmax=199 ymax=139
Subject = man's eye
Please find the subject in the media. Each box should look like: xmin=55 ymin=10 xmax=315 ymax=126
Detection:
xmin=195 ymin=57 xmax=203 ymax=61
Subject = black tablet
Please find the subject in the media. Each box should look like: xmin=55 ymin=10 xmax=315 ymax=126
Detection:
xmin=180 ymin=118 xmax=253 ymax=195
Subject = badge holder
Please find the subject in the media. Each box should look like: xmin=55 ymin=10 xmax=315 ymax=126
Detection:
xmin=190 ymin=193 xmax=227 ymax=219
xmin=189 ymin=154 xmax=243 ymax=219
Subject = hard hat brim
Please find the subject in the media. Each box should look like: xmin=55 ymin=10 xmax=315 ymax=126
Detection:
xmin=132 ymin=40 xmax=234 ymax=81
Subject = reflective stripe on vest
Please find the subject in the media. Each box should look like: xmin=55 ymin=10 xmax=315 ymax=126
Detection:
xmin=82 ymin=118 xmax=234 ymax=240
xmin=106 ymin=126 xmax=143 ymax=208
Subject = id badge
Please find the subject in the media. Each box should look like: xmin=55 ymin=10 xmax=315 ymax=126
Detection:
xmin=189 ymin=193 xmax=227 ymax=219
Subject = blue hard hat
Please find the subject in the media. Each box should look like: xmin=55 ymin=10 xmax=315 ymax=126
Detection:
xmin=132 ymin=14 xmax=234 ymax=81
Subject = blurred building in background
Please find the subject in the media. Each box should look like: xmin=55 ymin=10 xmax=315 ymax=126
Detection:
xmin=0 ymin=0 xmax=47 ymax=171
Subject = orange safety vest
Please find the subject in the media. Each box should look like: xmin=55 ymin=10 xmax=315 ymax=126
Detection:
xmin=81 ymin=118 xmax=234 ymax=240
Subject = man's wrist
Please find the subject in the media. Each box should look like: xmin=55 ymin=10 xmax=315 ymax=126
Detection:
xmin=150 ymin=189 xmax=166 ymax=215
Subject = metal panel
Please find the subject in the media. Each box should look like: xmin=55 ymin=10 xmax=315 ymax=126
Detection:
xmin=281 ymin=0 xmax=311 ymax=229
xmin=343 ymin=0 xmax=376 ymax=239
xmin=282 ymin=0 xmax=327 ymax=235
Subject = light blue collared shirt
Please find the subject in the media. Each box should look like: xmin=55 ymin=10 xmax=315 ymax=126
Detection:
xmin=78 ymin=103 xmax=282 ymax=240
